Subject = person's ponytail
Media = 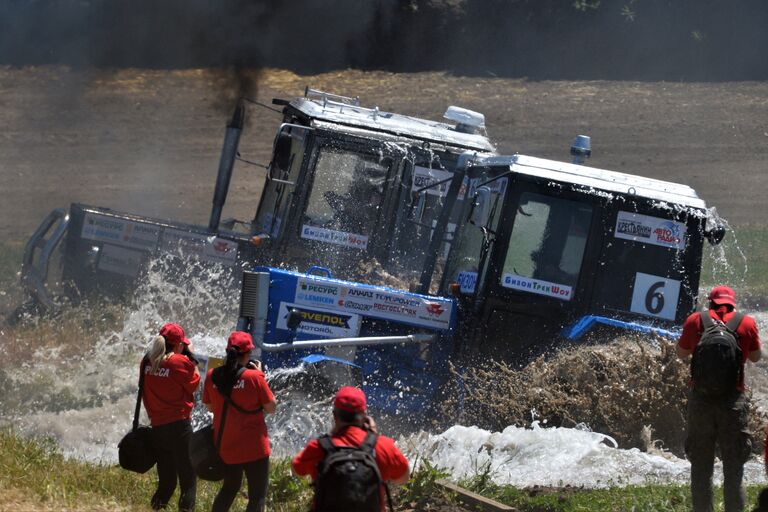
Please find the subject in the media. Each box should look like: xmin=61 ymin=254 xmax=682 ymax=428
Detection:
xmin=149 ymin=335 xmax=173 ymax=373
xmin=211 ymin=347 xmax=241 ymax=396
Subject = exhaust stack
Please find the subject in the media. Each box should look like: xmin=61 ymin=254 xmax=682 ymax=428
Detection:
xmin=209 ymin=101 xmax=245 ymax=231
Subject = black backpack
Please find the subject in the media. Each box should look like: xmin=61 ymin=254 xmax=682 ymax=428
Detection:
xmin=314 ymin=431 xmax=385 ymax=512
xmin=691 ymin=309 xmax=744 ymax=398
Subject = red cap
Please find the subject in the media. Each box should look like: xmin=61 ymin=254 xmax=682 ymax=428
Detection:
xmin=709 ymin=285 xmax=736 ymax=307
xmin=227 ymin=331 xmax=255 ymax=353
xmin=159 ymin=323 xmax=190 ymax=346
xmin=334 ymin=386 xmax=367 ymax=414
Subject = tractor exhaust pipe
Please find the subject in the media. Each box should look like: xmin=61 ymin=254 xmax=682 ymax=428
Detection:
xmin=209 ymin=101 xmax=245 ymax=231
xmin=236 ymin=271 xmax=435 ymax=354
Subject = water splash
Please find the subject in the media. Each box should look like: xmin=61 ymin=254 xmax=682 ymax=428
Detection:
xmin=2 ymin=251 xmax=768 ymax=490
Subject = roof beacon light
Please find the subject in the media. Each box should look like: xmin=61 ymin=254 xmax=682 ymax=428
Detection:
xmin=570 ymin=135 xmax=592 ymax=165
xmin=444 ymin=106 xmax=486 ymax=135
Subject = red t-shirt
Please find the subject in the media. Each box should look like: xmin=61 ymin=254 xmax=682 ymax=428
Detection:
xmin=202 ymin=367 xmax=275 ymax=464
xmin=141 ymin=354 xmax=200 ymax=427
xmin=292 ymin=425 xmax=410 ymax=511
xmin=678 ymin=307 xmax=761 ymax=391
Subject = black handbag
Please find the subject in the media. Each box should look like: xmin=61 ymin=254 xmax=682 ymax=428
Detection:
xmin=118 ymin=356 xmax=157 ymax=473
xmin=189 ymin=421 xmax=226 ymax=481
xmin=190 ymin=367 xmax=262 ymax=481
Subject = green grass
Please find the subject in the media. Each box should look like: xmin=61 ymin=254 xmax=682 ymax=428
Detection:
xmin=701 ymin=224 xmax=768 ymax=300
xmin=460 ymin=470 xmax=767 ymax=512
xmin=0 ymin=428 xmax=312 ymax=511
xmin=2 ymin=429 xmax=767 ymax=512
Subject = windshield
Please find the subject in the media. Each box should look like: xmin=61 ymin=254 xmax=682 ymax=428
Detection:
xmin=302 ymin=147 xmax=391 ymax=246
xmin=500 ymin=192 xmax=592 ymax=301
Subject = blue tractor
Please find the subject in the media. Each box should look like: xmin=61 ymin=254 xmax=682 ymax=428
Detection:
xmin=231 ymin=147 xmax=726 ymax=418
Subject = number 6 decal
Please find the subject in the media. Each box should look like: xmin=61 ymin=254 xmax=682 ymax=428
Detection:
xmin=630 ymin=272 xmax=681 ymax=320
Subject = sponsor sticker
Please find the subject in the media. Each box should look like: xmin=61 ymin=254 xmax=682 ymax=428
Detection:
xmin=501 ymin=273 xmax=573 ymax=301
xmin=614 ymin=211 xmax=687 ymax=250
xmin=97 ymin=243 xmax=144 ymax=277
xmin=456 ymin=271 xmax=478 ymax=294
xmin=300 ymin=225 xmax=369 ymax=250
xmin=276 ymin=302 xmax=361 ymax=338
xmin=294 ymin=277 xmax=453 ymax=329
xmin=412 ymin=166 xmax=453 ymax=197
xmin=81 ymin=213 xmax=160 ymax=251
xmin=630 ymin=272 xmax=681 ymax=321
xmin=295 ymin=278 xmax=342 ymax=307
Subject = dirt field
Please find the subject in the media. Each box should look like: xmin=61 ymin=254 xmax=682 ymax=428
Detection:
xmin=1 ymin=66 xmax=767 ymax=246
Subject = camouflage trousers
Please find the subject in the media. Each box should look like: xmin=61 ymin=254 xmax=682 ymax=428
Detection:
xmin=685 ymin=390 xmax=752 ymax=512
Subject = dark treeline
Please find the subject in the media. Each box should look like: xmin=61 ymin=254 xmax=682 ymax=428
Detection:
xmin=0 ymin=0 xmax=766 ymax=81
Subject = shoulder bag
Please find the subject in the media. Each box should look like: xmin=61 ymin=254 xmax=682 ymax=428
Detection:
xmin=118 ymin=356 xmax=157 ymax=473
xmin=189 ymin=367 xmax=263 ymax=481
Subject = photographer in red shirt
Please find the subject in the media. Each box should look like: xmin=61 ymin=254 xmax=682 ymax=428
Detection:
xmin=142 ymin=322 xmax=200 ymax=512
xmin=292 ymin=386 xmax=409 ymax=511
xmin=677 ymin=285 xmax=761 ymax=512
xmin=203 ymin=332 xmax=277 ymax=512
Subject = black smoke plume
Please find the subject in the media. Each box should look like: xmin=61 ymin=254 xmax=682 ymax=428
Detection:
xmin=0 ymin=0 xmax=766 ymax=80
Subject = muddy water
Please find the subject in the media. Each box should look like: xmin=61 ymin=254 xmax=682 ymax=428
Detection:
xmin=1 ymin=258 xmax=767 ymax=488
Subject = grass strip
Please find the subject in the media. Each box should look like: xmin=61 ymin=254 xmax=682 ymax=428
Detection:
xmin=2 ymin=429 xmax=767 ymax=511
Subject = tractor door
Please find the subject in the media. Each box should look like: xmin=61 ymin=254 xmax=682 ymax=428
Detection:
xmin=446 ymin=169 xmax=605 ymax=361
xmin=253 ymin=124 xmax=312 ymax=245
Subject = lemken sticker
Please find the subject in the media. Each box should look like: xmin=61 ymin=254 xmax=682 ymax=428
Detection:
xmin=276 ymin=302 xmax=361 ymax=338
xmin=501 ymin=273 xmax=573 ymax=301
xmin=614 ymin=211 xmax=687 ymax=250
xmin=300 ymin=225 xmax=369 ymax=250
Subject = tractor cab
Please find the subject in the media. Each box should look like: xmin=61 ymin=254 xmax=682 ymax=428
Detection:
xmin=440 ymin=154 xmax=724 ymax=361
xmin=251 ymin=89 xmax=494 ymax=289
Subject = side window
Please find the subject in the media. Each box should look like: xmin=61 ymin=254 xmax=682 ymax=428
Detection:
xmin=502 ymin=192 xmax=592 ymax=295
xmin=255 ymin=129 xmax=307 ymax=238
xmin=304 ymin=148 xmax=389 ymax=237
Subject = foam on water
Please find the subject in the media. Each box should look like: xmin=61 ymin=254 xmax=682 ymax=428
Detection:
xmin=401 ymin=423 xmax=767 ymax=488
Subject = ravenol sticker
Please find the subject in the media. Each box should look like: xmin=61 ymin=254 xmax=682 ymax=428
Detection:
xmin=300 ymin=225 xmax=369 ymax=250
xmin=501 ymin=273 xmax=573 ymax=301
xmin=277 ymin=302 xmax=361 ymax=338
xmin=614 ymin=211 xmax=686 ymax=250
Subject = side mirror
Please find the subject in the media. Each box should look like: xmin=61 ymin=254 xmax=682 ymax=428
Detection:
xmin=705 ymin=224 xmax=726 ymax=245
xmin=469 ymin=186 xmax=491 ymax=227
xmin=272 ymin=131 xmax=293 ymax=176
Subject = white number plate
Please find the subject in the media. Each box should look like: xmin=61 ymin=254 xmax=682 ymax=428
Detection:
xmin=630 ymin=272 xmax=681 ymax=320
